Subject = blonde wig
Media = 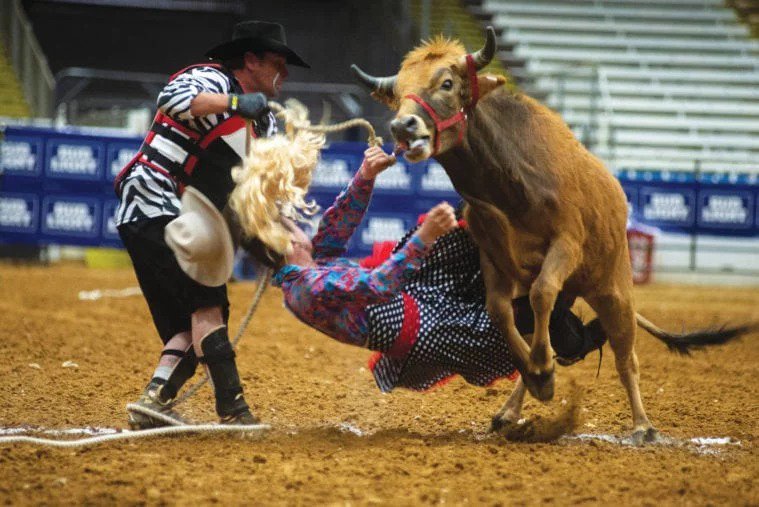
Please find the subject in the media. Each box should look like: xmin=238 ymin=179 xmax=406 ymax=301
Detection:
xmin=229 ymin=125 xmax=325 ymax=255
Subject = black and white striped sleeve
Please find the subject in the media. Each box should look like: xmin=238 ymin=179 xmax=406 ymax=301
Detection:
xmin=156 ymin=66 xmax=232 ymax=123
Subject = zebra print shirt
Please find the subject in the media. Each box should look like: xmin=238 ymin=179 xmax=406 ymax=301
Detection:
xmin=115 ymin=65 xmax=277 ymax=226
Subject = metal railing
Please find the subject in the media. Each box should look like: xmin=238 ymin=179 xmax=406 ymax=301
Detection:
xmin=53 ymin=66 xmax=373 ymax=138
xmin=0 ymin=0 xmax=54 ymax=117
xmin=540 ymin=62 xmax=609 ymax=152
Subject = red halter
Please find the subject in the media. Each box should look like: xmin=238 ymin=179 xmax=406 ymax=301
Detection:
xmin=403 ymin=54 xmax=480 ymax=155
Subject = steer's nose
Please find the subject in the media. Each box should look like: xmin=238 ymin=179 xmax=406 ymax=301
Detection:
xmin=390 ymin=115 xmax=418 ymax=140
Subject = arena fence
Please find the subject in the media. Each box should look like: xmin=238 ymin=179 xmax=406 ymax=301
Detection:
xmin=0 ymin=0 xmax=54 ymax=117
xmin=0 ymin=124 xmax=757 ymax=278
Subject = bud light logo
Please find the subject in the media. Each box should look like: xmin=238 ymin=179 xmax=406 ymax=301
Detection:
xmin=311 ymin=157 xmax=353 ymax=188
xmin=43 ymin=198 xmax=98 ymax=237
xmin=374 ymin=161 xmax=412 ymax=193
xmin=47 ymin=140 xmax=103 ymax=180
xmin=642 ymin=189 xmax=694 ymax=225
xmin=0 ymin=194 xmax=37 ymax=232
xmin=420 ymin=161 xmax=455 ymax=193
xmin=1 ymin=140 xmax=40 ymax=175
xmin=698 ymin=192 xmax=752 ymax=229
xmin=360 ymin=216 xmax=408 ymax=246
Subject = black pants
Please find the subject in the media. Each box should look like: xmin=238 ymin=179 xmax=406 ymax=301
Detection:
xmin=118 ymin=216 xmax=230 ymax=344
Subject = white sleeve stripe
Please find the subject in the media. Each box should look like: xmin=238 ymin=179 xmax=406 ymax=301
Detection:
xmin=154 ymin=66 xmax=234 ymax=133
xmin=164 ymin=92 xmax=193 ymax=112
xmin=162 ymin=90 xmax=193 ymax=110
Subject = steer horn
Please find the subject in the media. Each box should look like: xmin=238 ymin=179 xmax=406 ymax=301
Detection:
xmin=350 ymin=64 xmax=397 ymax=96
xmin=469 ymin=26 xmax=497 ymax=70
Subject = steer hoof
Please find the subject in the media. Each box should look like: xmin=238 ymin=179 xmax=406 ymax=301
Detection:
xmin=490 ymin=417 xmax=534 ymax=441
xmin=521 ymin=369 xmax=555 ymax=402
xmin=631 ymin=427 xmax=660 ymax=446
xmin=490 ymin=415 xmax=506 ymax=433
xmin=490 ymin=415 xmax=521 ymax=433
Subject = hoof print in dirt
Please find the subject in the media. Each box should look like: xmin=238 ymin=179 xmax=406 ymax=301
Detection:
xmin=631 ymin=427 xmax=661 ymax=446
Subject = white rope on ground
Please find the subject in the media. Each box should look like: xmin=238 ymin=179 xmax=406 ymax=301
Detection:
xmin=0 ymin=424 xmax=271 ymax=448
xmin=0 ymin=269 xmax=274 ymax=449
xmin=125 ymin=403 xmax=186 ymax=426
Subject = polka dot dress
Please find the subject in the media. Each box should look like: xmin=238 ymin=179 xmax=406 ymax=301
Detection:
xmin=366 ymin=227 xmax=518 ymax=392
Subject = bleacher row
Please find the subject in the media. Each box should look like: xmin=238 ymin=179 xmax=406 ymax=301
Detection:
xmin=476 ymin=0 xmax=759 ymax=174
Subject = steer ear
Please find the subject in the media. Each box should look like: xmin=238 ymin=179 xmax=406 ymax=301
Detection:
xmin=477 ymin=73 xmax=507 ymax=98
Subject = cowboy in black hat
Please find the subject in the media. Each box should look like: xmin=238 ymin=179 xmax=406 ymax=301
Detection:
xmin=114 ymin=21 xmax=308 ymax=429
xmin=202 ymin=20 xmax=310 ymax=121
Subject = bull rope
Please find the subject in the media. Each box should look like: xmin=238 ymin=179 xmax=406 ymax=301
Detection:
xmin=268 ymin=101 xmax=384 ymax=147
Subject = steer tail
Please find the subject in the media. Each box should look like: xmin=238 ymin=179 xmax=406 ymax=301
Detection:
xmin=635 ymin=313 xmax=756 ymax=355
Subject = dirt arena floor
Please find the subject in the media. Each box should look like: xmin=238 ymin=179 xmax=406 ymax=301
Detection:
xmin=0 ymin=263 xmax=757 ymax=506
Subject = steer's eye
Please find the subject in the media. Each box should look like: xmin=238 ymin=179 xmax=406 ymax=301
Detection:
xmin=441 ymin=79 xmax=453 ymax=91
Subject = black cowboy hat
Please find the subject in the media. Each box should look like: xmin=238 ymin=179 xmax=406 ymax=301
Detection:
xmin=205 ymin=20 xmax=310 ymax=68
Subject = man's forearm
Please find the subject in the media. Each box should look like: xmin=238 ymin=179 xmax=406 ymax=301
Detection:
xmin=189 ymin=92 xmax=230 ymax=117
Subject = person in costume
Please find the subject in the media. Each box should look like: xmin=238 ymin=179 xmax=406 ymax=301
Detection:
xmin=115 ymin=21 xmax=309 ymax=428
xmin=270 ymin=146 xmax=606 ymax=394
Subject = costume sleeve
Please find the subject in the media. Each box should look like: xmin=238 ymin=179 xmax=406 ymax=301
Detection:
xmin=156 ymin=66 xmax=231 ymax=123
xmin=311 ymin=167 xmax=375 ymax=259
xmin=315 ymin=235 xmax=430 ymax=306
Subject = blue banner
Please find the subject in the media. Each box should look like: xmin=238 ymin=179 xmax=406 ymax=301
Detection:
xmin=1 ymin=125 xmax=758 ymax=255
xmin=417 ymin=159 xmax=458 ymax=198
xmin=309 ymin=151 xmax=359 ymax=192
xmin=0 ymin=192 xmax=39 ymax=235
xmin=102 ymin=198 xmax=122 ymax=245
xmin=40 ymin=195 xmax=101 ymax=243
xmin=106 ymin=140 xmax=141 ymax=183
xmin=639 ymin=185 xmax=696 ymax=231
xmin=1 ymin=134 xmax=43 ymax=178
xmin=697 ymin=188 xmax=754 ymax=233
xmin=373 ymin=159 xmax=415 ymax=195
xmin=353 ymin=212 xmax=417 ymax=255
xmin=45 ymin=136 xmax=105 ymax=182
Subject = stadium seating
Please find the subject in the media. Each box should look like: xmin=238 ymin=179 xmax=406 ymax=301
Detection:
xmin=0 ymin=40 xmax=31 ymax=118
xmin=474 ymin=0 xmax=759 ymax=175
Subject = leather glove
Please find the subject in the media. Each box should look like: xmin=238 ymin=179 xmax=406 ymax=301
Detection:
xmin=228 ymin=92 xmax=269 ymax=120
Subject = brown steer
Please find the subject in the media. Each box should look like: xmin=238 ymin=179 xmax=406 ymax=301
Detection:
xmin=351 ymin=28 xmax=752 ymax=443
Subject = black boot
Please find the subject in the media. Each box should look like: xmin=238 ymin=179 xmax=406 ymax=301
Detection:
xmin=199 ymin=327 xmax=259 ymax=424
xmin=555 ymin=317 xmax=607 ymax=367
xmin=512 ymin=295 xmax=607 ymax=366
